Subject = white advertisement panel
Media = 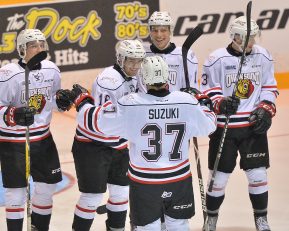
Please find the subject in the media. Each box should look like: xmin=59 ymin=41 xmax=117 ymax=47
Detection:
xmin=160 ymin=0 xmax=288 ymax=88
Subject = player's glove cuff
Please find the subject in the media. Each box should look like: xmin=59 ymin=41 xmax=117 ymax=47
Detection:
xmin=4 ymin=106 xmax=17 ymax=126
xmin=74 ymin=93 xmax=94 ymax=112
xmin=257 ymin=100 xmax=276 ymax=117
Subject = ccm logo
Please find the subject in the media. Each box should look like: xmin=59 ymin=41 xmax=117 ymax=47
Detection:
xmin=246 ymin=153 xmax=266 ymax=158
xmin=52 ymin=168 xmax=61 ymax=174
xmin=173 ymin=203 xmax=193 ymax=210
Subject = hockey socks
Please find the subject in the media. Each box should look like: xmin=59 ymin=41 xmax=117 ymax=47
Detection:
xmin=31 ymin=212 xmax=51 ymax=231
xmin=106 ymin=209 xmax=127 ymax=230
xmin=72 ymin=214 xmax=94 ymax=231
xmin=249 ymin=191 xmax=268 ymax=216
xmin=206 ymin=194 xmax=225 ymax=216
xmin=6 ymin=218 xmax=23 ymax=231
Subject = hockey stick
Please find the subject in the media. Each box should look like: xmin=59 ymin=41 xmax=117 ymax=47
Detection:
xmin=208 ymin=1 xmax=252 ymax=192
xmin=181 ymin=26 xmax=207 ymax=222
xmin=25 ymin=51 xmax=47 ymax=231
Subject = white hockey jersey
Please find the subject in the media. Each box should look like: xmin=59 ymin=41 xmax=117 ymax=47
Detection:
xmin=75 ymin=65 xmax=138 ymax=149
xmin=138 ymin=43 xmax=199 ymax=92
xmin=0 ymin=60 xmax=61 ymax=142
xmin=77 ymin=91 xmax=216 ymax=184
xmin=200 ymin=44 xmax=278 ymax=128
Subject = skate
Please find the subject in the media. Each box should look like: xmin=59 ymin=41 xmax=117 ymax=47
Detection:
xmin=254 ymin=215 xmax=271 ymax=231
xmin=202 ymin=216 xmax=218 ymax=231
xmin=31 ymin=225 xmax=39 ymax=231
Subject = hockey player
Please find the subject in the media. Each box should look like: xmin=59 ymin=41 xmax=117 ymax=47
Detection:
xmin=137 ymin=11 xmax=198 ymax=92
xmin=0 ymin=29 xmax=73 ymax=231
xmin=71 ymin=40 xmax=146 ymax=231
xmin=200 ymin=16 xmax=278 ymax=231
xmin=71 ymin=56 xmax=217 ymax=231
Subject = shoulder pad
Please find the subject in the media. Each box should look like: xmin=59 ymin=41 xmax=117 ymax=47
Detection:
xmin=0 ymin=63 xmax=21 ymax=82
xmin=118 ymin=93 xmax=138 ymax=105
xmin=173 ymin=91 xmax=199 ymax=104
xmin=41 ymin=60 xmax=60 ymax=72
xmin=97 ymin=67 xmax=123 ymax=90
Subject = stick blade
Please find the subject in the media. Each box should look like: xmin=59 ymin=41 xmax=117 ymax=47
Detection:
xmin=182 ymin=26 xmax=203 ymax=51
xmin=27 ymin=51 xmax=47 ymax=70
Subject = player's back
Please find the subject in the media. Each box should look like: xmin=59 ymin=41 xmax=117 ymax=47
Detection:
xmin=118 ymin=91 xmax=211 ymax=167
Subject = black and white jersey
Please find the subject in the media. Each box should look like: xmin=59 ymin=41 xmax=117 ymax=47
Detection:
xmin=77 ymin=91 xmax=216 ymax=184
xmin=138 ymin=43 xmax=199 ymax=92
xmin=0 ymin=60 xmax=61 ymax=142
xmin=75 ymin=64 xmax=138 ymax=149
xmin=200 ymin=44 xmax=278 ymax=128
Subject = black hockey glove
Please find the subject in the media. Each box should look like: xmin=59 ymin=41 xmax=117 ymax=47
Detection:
xmin=4 ymin=106 xmax=36 ymax=127
xmin=56 ymin=89 xmax=74 ymax=111
xmin=180 ymin=87 xmax=213 ymax=110
xmin=248 ymin=100 xmax=276 ymax=134
xmin=215 ymin=96 xmax=240 ymax=115
xmin=71 ymin=84 xmax=94 ymax=112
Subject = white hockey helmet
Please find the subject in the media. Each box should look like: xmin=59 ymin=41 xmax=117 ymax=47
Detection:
xmin=116 ymin=39 xmax=146 ymax=68
xmin=141 ymin=56 xmax=169 ymax=85
xmin=17 ymin=29 xmax=48 ymax=58
xmin=229 ymin=16 xmax=260 ymax=46
xmin=148 ymin=11 xmax=174 ymax=31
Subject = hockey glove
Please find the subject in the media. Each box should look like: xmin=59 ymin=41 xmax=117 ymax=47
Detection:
xmin=4 ymin=106 xmax=36 ymax=126
xmin=248 ymin=100 xmax=276 ymax=134
xmin=180 ymin=87 xmax=213 ymax=110
xmin=71 ymin=84 xmax=94 ymax=112
xmin=56 ymin=89 xmax=74 ymax=111
xmin=214 ymin=96 xmax=240 ymax=115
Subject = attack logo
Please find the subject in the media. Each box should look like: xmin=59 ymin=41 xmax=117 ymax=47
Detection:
xmin=29 ymin=94 xmax=46 ymax=113
xmin=235 ymin=79 xmax=254 ymax=99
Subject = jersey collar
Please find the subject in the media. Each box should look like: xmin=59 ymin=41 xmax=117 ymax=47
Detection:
xmin=113 ymin=64 xmax=131 ymax=81
xmin=147 ymin=88 xmax=170 ymax=97
xmin=226 ymin=43 xmax=252 ymax=57
xmin=18 ymin=58 xmax=42 ymax=70
xmin=150 ymin=42 xmax=176 ymax=54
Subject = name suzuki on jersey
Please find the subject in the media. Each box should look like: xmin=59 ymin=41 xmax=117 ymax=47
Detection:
xmin=148 ymin=108 xmax=179 ymax=119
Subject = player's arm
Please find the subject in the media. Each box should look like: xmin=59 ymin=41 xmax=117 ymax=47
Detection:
xmin=188 ymin=100 xmax=217 ymax=137
xmin=259 ymin=53 xmax=278 ymax=103
xmin=72 ymin=84 xmax=125 ymax=137
xmin=187 ymin=49 xmax=199 ymax=89
xmin=201 ymin=57 xmax=239 ymax=116
xmin=0 ymin=81 xmax=35 ymax=127
xmin=248 ymin=54 xmax=278 ymax=134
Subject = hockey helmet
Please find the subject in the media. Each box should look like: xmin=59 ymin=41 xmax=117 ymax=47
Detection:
xmin=148 ymin=11 xmax=174 ymax=31
xmin=229 ymin=16 xmax=260 ymax=46
xmin=17 ymin=29 xmax=48 ymax=58
xmin=116 ymin=40 xmax=146 ymax=68
xmin=141 ymin=56 xmax=169 ymax=85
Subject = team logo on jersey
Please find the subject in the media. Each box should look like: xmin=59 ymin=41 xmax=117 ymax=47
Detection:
xmin=235 ymin=79 xmax=254 ymax=99
xmin=0 ymin=69 xmax=12 ymax=77
xmin=161 ymin=191 xmax=172 ymax=198
xmin=29 ymin=94 xmax=46 ymax=114
xmin=32 ymin=72 xmax=44 ymax=83
xmin=129 ymin=84 xmax=136 ymax=93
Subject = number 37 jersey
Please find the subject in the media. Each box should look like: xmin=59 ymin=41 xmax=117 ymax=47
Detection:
xmin=77 ymin=91 xmax=216 ymax=184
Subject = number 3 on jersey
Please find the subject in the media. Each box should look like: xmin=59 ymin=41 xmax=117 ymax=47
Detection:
xmin=141 ymin=123 xmax=185 ymax=161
